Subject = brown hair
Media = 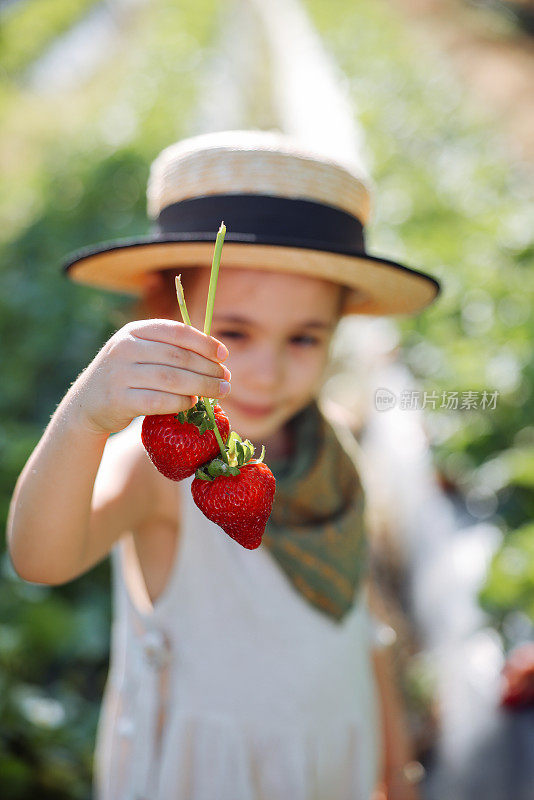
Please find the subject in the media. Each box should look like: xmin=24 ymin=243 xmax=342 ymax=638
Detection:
xmin=136 ymin=267 xmax=352 ymax=321
xmin=134 ymin=267 xmax=204 ymax=320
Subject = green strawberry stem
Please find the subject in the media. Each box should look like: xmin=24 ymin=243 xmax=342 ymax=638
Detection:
xmin=174 ymin=233 xmax=229 ymax=464
xmin=204 ymin=400 xmax=228 ymax=462
xmin=200 ymin=222 xmax=228 ymax=459
xmin=204 ymin=221 xmax=226 ymax=337
xmin=175 ymin=275 xmax=192 ymax=326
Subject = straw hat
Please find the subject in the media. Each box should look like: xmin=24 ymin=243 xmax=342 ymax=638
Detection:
xmin=63 ymin=129 xmax=440 ymax=316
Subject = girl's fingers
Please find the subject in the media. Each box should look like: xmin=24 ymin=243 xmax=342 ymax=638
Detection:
xmin=130 ymin=320 xmax=228 ymax=364
xmin=126 ymin=389 xmax=198 ymax=416
xmin=133 ymin=338 xmax=231 ymax=381
xmin=130 ymin=363 xmax=231 ymax=400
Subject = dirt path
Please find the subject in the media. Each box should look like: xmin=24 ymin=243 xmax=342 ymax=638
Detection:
xmin=386 ymin=0 xmax=534 ymax=163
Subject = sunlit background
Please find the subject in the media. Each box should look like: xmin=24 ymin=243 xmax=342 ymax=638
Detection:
xmin=1 ymin=0 xmax=533 ymax=797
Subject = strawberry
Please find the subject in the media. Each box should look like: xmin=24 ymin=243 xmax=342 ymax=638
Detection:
xmin=499 ymin=643 xmax=534 ymax=710
xmin=191 ymin=460 xmax=276 ymax=549
xmin=141 ymin=399 xmax=230 ymax=482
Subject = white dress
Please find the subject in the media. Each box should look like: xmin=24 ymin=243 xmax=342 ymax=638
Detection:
xmin=94 ymin=472 xmax=383 ymax=800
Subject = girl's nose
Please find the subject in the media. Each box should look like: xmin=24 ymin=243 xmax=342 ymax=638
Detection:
xmin=251 ymin=346 xmax=284 ymax=390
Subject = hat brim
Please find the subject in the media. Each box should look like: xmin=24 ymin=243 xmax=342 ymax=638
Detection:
xmin=63 ymin=234 xmax=440 ymax=316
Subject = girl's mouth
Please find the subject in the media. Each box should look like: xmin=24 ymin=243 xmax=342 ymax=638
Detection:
xmin=229 ymin=399 xmax=276 ymax=418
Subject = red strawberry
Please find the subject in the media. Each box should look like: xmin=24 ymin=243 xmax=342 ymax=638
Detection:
xmin=191 ymin=460 xmax=276 ymax=549
xmin=500 ymin=643 xmax=534 ymax=710
xmin=141 ymin=403 xmax=230 ymax=482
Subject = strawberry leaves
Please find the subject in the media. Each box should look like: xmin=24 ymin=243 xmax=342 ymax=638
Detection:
xmin=227 ymin=431 xmax=265 ymax=466
xmin=227 ymin=431 xmax=252 ymax=466
xmin=195 ymin=460 xmax=239 ymax=481
xmin=194 ymin=431 xmax=265 ymax=481
xmin=176 ymin=398 xmax=217 ymax=436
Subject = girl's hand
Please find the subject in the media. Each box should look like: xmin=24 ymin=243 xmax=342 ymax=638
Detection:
xmin=373 ymin=761 xmax=424 ymax=800
xmin=69 ymin=319 xmax=231 ymax=435
xmin=373 ymin=778 xmax=421 ymax=800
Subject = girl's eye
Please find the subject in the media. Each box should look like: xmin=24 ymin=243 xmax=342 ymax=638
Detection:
xmin=216 ymin=331 xmax=320 ymax=346
xmin=291 ymin=335 xmax=320 ymax=347
xmin=217 ymin=330 xmax=246 ymax=340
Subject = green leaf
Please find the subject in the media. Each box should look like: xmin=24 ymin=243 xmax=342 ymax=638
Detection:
xmin=479 ymin=523 xmax=534 ymax=622
xmin=228 ymin=466 xmax=241 ymax=476
xmin=503 ymin=448 xmax=534 ymax=488
xmin=207 ymin=459 xmax=227 ymax=477
xmin=195 ymin=467 xmax=213 ymax=481
xmin=177 ymin=411 xmax=186 ymax=423
xmin=235 ymin=439 xmax=245 ymax=466
xmin=226 ymin=430 xmax=242 ymax=461
xmin=198 ymin=419 xmax=210 ymax=435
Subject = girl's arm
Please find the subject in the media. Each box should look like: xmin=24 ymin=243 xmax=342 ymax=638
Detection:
xmin=371 ymin=645 xmax=421 ymax=800
xmin=7 ymin=319 xmax=230 ymax=585
xmin=8 ymin=399 xmax=111 ymax=584
xmin=367 ymin=581 xmax=423 ymax=800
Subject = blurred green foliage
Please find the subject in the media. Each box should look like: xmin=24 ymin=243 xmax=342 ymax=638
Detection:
xmin=1 ymin=0 xmax=533 ymax=795
xmin=305 ymin=0 xmax=534 ymax=637
xmin=480 ymin=523 xmax=534 ymax=619
xmin=0 ymin=0 xmax=98 ymax=76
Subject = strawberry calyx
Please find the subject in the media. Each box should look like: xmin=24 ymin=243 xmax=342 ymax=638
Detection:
xmin=194 ymin=431 xmax=266 ymax=481
xmin=175 ymin=398 xmax=216 ymax=436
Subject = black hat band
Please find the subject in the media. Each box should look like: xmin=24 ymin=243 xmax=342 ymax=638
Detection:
xmin=156 ymin=194 xmax=366 ymax=252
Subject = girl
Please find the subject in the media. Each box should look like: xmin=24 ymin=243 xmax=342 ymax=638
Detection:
xmin=7 ymin=129 xmax=440 ymax=800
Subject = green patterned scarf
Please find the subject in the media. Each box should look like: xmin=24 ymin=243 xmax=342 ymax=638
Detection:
xmin=262 ymin=400 xmax=369 ymax=622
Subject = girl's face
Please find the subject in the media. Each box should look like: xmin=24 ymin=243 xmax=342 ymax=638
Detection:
xmin=182 ymin=267 xmax=342 ymax=444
